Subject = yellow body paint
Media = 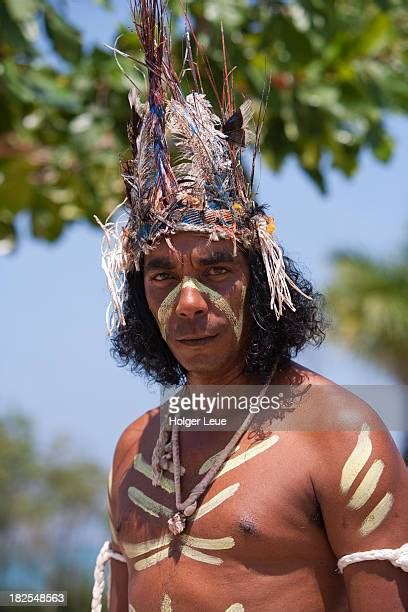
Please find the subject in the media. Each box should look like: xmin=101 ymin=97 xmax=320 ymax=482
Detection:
xmin=214 ymin=436 xmax=280 ymax=481
xmin=134 ymin=453 xmax=176 ymax=493
xmin=182 ymin=535 xmax=235 ymax=550
xmin=122 ymin=534 xmax=172 ymax=558
xmin=128 ymin=486 xmax=173 ymax=518
xmin=194 ymin=483 xmax=240 ymax=520
xmin=108 ymin=467 xmax=113 ymax=497
xmin=167 ymin=461 xmax=186 ymax=476
xmin=347 ymin=459 xmax=385 ymax=511
xmin=122 ymin=533 xmax=234 ymax=572
xmin=359 ymin=492 xmax=394 ymax=536
xmin=108 ymin=512 xmax=119 ymax=545
xmin=124 ymin=482 xmax=240 ymax=570
xmin=161 ymin=594 xmax=172 ymax=612
xmin=157 ymin=276 xmax=246 ymax=341
xmin=340 ymin=424 xmax=372 ymax=494
xmin=129 ymin=605 xmax=136 ymax=612
xmin=134 ymin=547 xmax=170 ymax=571
xmin=199 ymin=445 xmax=240 ymax=475
xmin=180 ymin=544 xmax=223 ymax=565
xmin=225 ymin=605 xmax=245 ymax=612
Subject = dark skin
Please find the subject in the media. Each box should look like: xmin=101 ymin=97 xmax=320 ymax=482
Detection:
xmin=108 ymin=233 xmax=408 ymax=611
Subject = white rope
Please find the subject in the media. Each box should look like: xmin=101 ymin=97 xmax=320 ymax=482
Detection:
xmin=337 ymin=543 xmax=408 ymax=574
xmin=91 ymin=540 xmax=127 ymax=612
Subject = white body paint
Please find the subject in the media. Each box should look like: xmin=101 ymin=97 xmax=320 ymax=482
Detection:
xmin=340 ymin=424 xmax=372 ymax=494
xmin=360 ymin=492 xmax=394 ymax=537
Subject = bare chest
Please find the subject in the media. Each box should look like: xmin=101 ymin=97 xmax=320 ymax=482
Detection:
xmin=115 ymin=433 xmax=330 ymax=573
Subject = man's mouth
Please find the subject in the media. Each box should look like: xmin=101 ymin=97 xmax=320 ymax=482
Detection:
xmin=176 ymin=334 xmax=218 ymax=346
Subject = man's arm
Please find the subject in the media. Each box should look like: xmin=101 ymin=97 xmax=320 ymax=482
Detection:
xmin=106 ymin=425 xmax=136 ymax=612
xmin=311 ymin=396 xmax=408 ymax=611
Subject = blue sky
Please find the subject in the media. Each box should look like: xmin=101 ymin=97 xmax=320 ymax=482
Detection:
xmin=1 ymin=1 xmax=407 ymax=468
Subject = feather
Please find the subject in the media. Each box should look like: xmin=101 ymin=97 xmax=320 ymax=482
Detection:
xmin=167 ymin=93 xmax=232 ymax=205
xmin=222 ymin=100 xmax=254 ymax=147
xmin=127 ymin=87 xmax=145 ymax=157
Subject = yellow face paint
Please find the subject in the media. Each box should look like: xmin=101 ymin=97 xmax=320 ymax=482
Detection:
xmin=359 ymin=492 xmax=394 ymax=536
xmin=340 ymin=424 xmax=372 ymax=495
xmin=157 ymin=276 xmax=246 ymax=342
xmin=347 ymin=459 xmax=385 ymax=511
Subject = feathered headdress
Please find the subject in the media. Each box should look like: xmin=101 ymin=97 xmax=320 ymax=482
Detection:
xmin=96 ymin=0 xmax=311 ymax=335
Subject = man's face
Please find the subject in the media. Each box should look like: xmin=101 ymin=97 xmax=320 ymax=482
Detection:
xmin=143 ymin=232 xmax=250 ymax=378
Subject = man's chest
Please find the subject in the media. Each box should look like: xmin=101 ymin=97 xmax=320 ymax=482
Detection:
xmin=114 ymin=432 xmax=328 ymax=573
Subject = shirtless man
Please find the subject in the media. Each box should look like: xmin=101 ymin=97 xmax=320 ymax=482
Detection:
xmin=105 ymin=233 xmax=408 ymax=611
xmin=92 ymin=2 xmax=408 ymax=609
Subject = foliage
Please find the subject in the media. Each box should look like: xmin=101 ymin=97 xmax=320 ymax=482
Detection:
xmin=0 ymin=412 xmax=106 ymax=594
xmin=1 ymin=0 xmax=407 ymax=252
xmin=326 ymin=246 xmax=408 ymax=382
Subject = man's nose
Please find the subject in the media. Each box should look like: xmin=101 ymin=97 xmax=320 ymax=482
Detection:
xmin=175 ymin=285 xmax=208 ymax=319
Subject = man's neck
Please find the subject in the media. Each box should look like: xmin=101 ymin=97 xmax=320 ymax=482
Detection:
xmin=186 ymin=363 xmax=256 ymax=386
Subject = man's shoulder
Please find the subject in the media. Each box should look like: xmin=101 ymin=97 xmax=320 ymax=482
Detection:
xmin=287 ymin=363 xmax=404 ymax=485
xmin=288 ymin=360 xmax=386 ymax=432
xmin=111 ymin=405 xmax=161 ymax=474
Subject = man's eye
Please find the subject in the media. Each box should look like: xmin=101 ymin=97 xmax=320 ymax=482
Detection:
xmin=208 ymin=266 xmax=229 ymax=276
xmin=152 ymin=272 xmax=173 ymax=281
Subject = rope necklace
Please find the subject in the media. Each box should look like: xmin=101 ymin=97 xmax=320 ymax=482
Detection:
xmin=151 ymin=362 xmax=278 ymax=534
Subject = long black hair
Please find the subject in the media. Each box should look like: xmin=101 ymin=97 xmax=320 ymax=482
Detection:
xmin=110 ymin=245 xmax=327 ymax=386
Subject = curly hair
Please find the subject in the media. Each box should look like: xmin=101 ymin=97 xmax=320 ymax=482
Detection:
xmin=110 ymin=245 xmax=327 ymax=386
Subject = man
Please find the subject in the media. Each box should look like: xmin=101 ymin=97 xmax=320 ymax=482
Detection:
xmin=92 ymin=2 xmax=408 ymax=610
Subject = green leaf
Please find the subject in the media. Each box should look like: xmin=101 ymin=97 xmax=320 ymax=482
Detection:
xmin=4 ymin=0 xmax=40 ymax=24
xmin=30 ymin=202 xmax=64 ymax=241
xmin=43 ymin=4 xmax=82 ymax=64
xmin=367 ymin=123 xmax=394 ymax=162
xmin=2 ymin=61 xmax=81 ymax=109
xmin=354 ymin=13 xmax=394 ymax=57
xmin=0 ymin=3 xmax=34 ymax=56
xmin=372 ymin=132 xmax=394 ymax=162
xmin=299 ymin=161 xmax=327 ymax=194
xmin=91 ymin=0 xmax=112 ymax=7
xmin=0 ymin=218 xmax=16 ymax=255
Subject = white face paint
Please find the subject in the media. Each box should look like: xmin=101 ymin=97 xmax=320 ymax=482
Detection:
xmin=157 ymin=276 xmax=246 ymax=342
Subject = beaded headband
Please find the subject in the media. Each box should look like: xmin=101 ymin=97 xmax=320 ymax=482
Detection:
xmin=96 ymin=0 xmax=311 ymax=335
